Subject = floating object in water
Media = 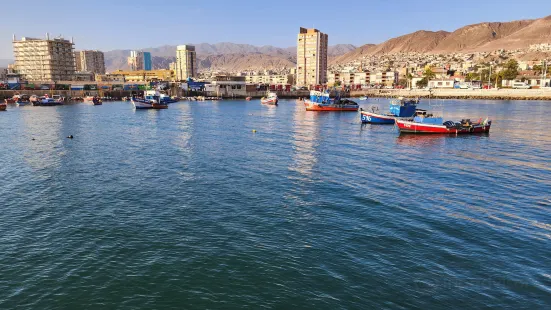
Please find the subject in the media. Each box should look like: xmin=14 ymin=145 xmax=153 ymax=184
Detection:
xmin=67 ymin=135 xmax=73 ymax=139
xmin=252 ymin=129 xmax=257 ymax=133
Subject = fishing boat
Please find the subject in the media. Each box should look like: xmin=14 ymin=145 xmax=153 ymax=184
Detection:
xmin=32 ymin=94 xmax=63 ymax=106
xmin=261 ymin=91 xmax=278 ymax=105
xmin=16 ymin=94 xmax=31 ymax=106
xmin=131 ymin=92 xmax=168 ymax=110
xmin=360 ymin=97 xmax=419 ymax=124
xmin=396 ymin=111 xmax=492 ymax=134
xmin=84 ymin=96 xmax=102 ymax=105
xmin=300 ymin=90 xmax=358 ymax=111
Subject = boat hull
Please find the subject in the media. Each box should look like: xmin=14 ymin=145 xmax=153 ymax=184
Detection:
xmin=32 ymin=101 xmax=62 ymax=106
xmin=0 ymin=104 xmax=6 ymax=111
xmin=396 ymin=120 xmax=492 ymax=134
xmin=360 ymin=111 xmax=396 ymax=124
xmin=132 ymin=98 xmax=168 ymax=109
xmin=261 ymin=98 xmax=278 ymax=105
xmin=304 ymin=100 xmax=358 ymax=111
xmin=4 ymin=98 xmax=16 ymax=104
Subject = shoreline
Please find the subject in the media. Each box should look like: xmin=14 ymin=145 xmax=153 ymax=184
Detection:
xmin=350 ymin=89 xmax=551 ymax=101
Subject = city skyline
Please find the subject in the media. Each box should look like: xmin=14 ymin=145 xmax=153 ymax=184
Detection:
xmin=0 ymin=0 xmax=549 ymax=59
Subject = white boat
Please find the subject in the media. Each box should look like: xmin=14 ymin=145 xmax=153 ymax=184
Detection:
xmin=261 ymin=91 xmax=278 ymax=105
xmin=359 ymin=96 xmax=368 ymax=100
xmin=131 ymin=91 xmax=168 ymax=109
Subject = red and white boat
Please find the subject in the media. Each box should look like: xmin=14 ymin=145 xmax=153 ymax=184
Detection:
xmin=300 ymin=90 xmax=358 ymax=111
xmin=261 ymin=92 xmax=278 ymax=105
xmin=396 ymin=112 xmax=492 ymax=134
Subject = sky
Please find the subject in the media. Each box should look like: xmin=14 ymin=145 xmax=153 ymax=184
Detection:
xmin=0 ymin=0 xmax=549 ymax=59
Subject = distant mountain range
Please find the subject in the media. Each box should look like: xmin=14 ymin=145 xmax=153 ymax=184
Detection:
xmin=4 ymin=15 xmax=551 ymax=74
xmin=104 ymin=43 xmax=357 ymax=72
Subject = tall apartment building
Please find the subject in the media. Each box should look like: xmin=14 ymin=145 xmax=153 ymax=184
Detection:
xmin=74 ymin=50 xmax=105 ymax=74
xmin=296 ymin=27 xmax=328 ymax=87
xmin=128 ymin=51 xmax=152 ymax=71
xmin=12 ymin=34 xmax=76 ymax=81
xmin=175 ymin=45 xmax=197 ymax=81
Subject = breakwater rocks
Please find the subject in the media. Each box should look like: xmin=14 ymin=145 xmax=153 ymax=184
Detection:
xmin=351 ymin=89 xmax=551 ymax=101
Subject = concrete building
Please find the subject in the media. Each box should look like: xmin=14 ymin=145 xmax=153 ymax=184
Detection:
xmin=328 ymin=71 xmax=370 ymax=87
xmin=175 ymin=45 xmax=197 ymax=81
xmin=372 ymin=71 xmax=399 ymax=86
xmin=296 ymin=27 xmax=328 ymax=87
xmin=12 ymin=34 xmax=76 ymax=81
xmin=128 ymin=51 xmax=152 ymax=71
xmin=207 ymin=76 xmax=246 ymax=97
xmin=74 ymin=50 xmax=105 ymax=74
xmin=245 ymin=74 xmax=294 ymax=85
xmin=108 ymin=69 xmax=175 ymax=82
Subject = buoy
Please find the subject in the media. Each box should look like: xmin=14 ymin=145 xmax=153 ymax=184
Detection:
xmin=252 ymin=129 xmax=257 ymax=133
xmin=67 ymin=135 xmax=73 ymax=139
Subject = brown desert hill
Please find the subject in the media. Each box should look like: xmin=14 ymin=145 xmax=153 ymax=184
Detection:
xmin=332 ymin=15 xmax=551 ymax=65
xmin=475 ymin=15 xmax=551 ymax=51
xmin=331 ymin=31 xmax=449 ymax=65
xmin=432 ymin=19 xmax=535 ymax=52
xmin=370 ymin=30 xmax=450 ymax=54
xmin=330 ymin=44 xmax=377 ymax=64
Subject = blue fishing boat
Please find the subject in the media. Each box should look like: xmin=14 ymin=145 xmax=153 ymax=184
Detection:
xmin=360 ymin=97 xmax=419 ymax=124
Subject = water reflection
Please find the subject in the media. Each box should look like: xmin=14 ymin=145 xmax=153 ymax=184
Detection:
xmin=288 ymin=104 xmax=321 ymax=179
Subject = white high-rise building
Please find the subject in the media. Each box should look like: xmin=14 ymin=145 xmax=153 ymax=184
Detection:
xmin=296 ymin=27 xmax=328 ymax=87
xmin=176 ymin=45 xmax=197 ymax=81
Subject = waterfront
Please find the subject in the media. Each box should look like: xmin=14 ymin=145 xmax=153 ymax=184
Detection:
xmin=0 ymin=99 xmax=550 ymax=309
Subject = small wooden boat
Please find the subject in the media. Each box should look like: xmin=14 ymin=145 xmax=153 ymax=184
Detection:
xmin=0 ymin=103 xmax=7 ymax=111
xmin=300 ymin=90 xmax=358 ymax=111
xmin=261 ymin=92 xmax=278 ymax=105
xmin=361 ymin=97 xmax=419 ymax=124
xmin=396 ymin=113 xmax=492 ymax=134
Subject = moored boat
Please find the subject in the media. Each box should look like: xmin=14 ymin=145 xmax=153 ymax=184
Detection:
xmin=131 ymin=92 xmax=168 ymax=110
xmin=360 ymin=97 xmax=419 ymax=124
xmin=359 ymin=96 xmax=368 ymax=100
xmin=32 ymin=94 xmax=63 ymax=106
xmin=300 ymin=90 xmax=358 ymax=111
xmin=396 ymin=112 xmax=492 ymax=134
xmin=261 ymin=91 xmax=278 ymax=105
xmin=0 ymin=102 xmax=6 ymax=111
xmin=246 ymin=97 xmax=252 ymax=101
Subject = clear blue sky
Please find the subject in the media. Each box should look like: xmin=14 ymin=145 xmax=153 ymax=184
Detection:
xmin=0 ymin=0 xmax=548 ymax=58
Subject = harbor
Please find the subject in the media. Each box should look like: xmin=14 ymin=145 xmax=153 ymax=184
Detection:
xmin=0 ymin=98 xmax=549 ymax=309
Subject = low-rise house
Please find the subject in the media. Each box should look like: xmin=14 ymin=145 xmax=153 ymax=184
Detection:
xmin=428 ymin=78 xmax=457 ymax=89
xmin=208 ymin=76 xmax=246 ymax=97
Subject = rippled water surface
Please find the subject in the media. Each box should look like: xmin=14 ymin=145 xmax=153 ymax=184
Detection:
xmin=0 ymin=99 xmax=550 ymax=309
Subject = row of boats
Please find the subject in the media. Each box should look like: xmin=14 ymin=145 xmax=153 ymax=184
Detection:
xmin=3 ymin=94 xmax=103 ymax=106
xmin=257 ymin=90 xmax=492 ymax=135
xmin=1 ymin=90 xmax=493 ymax=135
